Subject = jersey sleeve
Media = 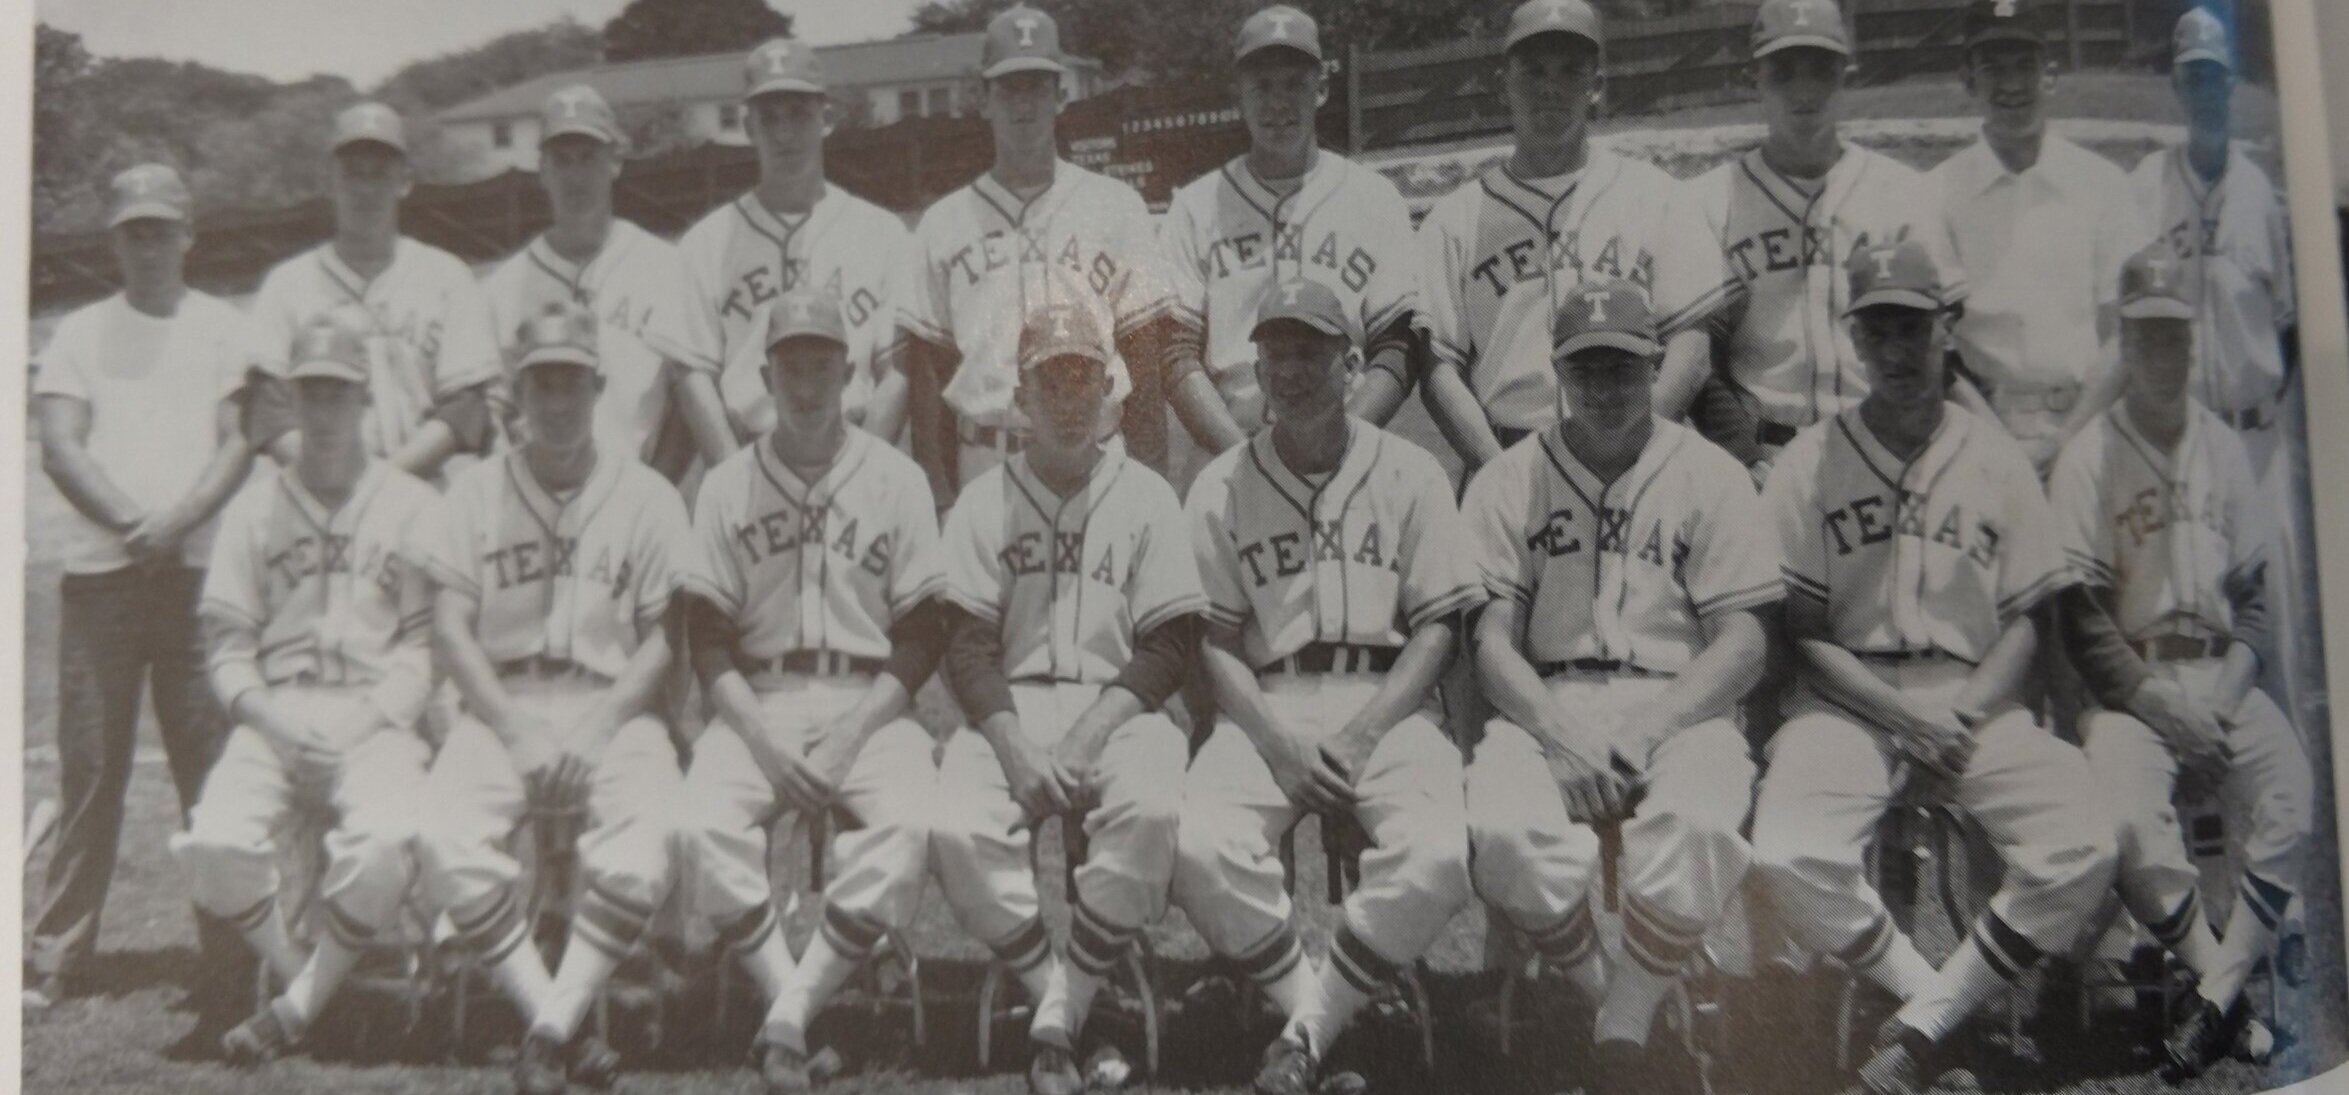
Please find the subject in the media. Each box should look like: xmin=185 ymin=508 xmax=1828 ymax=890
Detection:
xmin=1159 ymin=188 xmax=1210 ymax=335
xmin=244 ymin=267 xmax=299 ymax=378
xmin=1127 ymin=476 xmax=1208 ymax=635
xmin=421 ymin=475 xmax=482 ymax=599
xmin=897 ymin=207 xmax=955 ymax=348
xmin=1763 ymin=435 xmax=1829 ymax=606
xmin=2219 ymin=430 xmax=2273 ymax=587
xmin=1397 ymin=452 xmax=1488 ymax=630
xmin=200 ymin=486 xmax=269 ymax=630
xmin=1993 ymin=452 xmax=2067 ymax=623
xmin=1653 ymin=180 xmax=1733 ymax=336
xmin=2263 ymin=182 xmax=2297 ymax=329
xmin=1106 ymin=189 xmax=1177 ymax=340
xmin=2091 ymin=168 xmax=2148 ymax=310
xmin=632 ymin=480 xmax=691 ymax=628
xmin=1460 ymin=457 xmax=1534 ymax=606
xmin=862 ymin=218 xmax=915 ymax=383
xmin=1358 ymin=177 xmax=1420 ymax=340
xmin=937 ymin=487 xmax=1005 ymax=625
xmin=1413 ymin=193 xmax=1475 ymax=374
xmin=644 ymin=221 xmax=726 ymax=375
xmin=1685 ymin=453 xmax=1783 ymax=618
xmin=432 ymin=266 xmax=503 ymax=397
xmin=1185 ymin=461 xmax=1249 ymax=631
xmin=2047 ymin=432 xmax=2115 ymax=590
xmin=887 ymin=463 xmax=947 ymax=619
xmin=683 ymin=466 xmax=747 ymax=616
xmin=29 ymin=311 xmax=90 ymax=401
xmin=394 ymin=491 xmax=444 ymax=643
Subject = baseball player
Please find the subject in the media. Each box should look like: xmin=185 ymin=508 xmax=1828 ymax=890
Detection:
xmin=242 ymin=101 xmax=501 ymax=481
xmin=901 ymin=5 xmax=1175 ymax=497
xmin=2052 ymin=246 xmax=2311 ymax=1081
xmin=170 ymin=311 xmax=442 ymax=1063
xmin=1931 ymin=0 xmax=2145 ymax=476
xmin=1684 ymin=0 xmax=1969 ymax=476
xmin=1174 ymin=279 xmax=1481 ymax=1095
xmin=651 ymin=39 xmax=913 ymax=466
xmin=1748 ymin=239 xmax=2114 ymax=1095
xmin=484 ymin=86 xmax=700 ymax=477
xmin=1160 ymin=5 xmax=1420 ymax=471
xmin=26 ymin=164 xmax=255 ymax=1011
xmin=931 ymin=302 xmax=1202 ymax=1095
xmin=410 ymin=303 xmax=689 ymax=1095
xmin=670 ymin=288 xmax=947 ymax=1094
xmin=1460 ymin=279 xmax=1773 ymax=1088
xmin=1416 ymin=0 xmax=1727 ymax=474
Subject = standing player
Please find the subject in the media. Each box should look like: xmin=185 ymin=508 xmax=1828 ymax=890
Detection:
xmin=671 ymin=289 xmax=947 ymax=1094
xmin=1160 ymin=4 xmax=1420 ymax=471
xmin=26 ymin=164 xmax=255 ymax=1010
xmin=243 ymin=102 xmax=500 ymax=479
xmin=484 ymin=86 xmax=700 ymax=477
xmin=901 ymin=5 xmax=1175 ymax=498
xmin=1174 ymin=279 xmax=1481 ymax=1095
xmin=2052 ymin=247 xmax=2311 ymax=1080
xmin=170 ymin=311 xmax=442 ymax=1063
xmin=1460 ymin=280 xmax=1772 ymax=1088
xmin=1748 ymin=240 xmax=2114 ymax=1095
xmin=1416 ymin=0 xmax=1725 ymax=474
xmin=653 ymin=39 xmax=911 ymax=466
xmin=412 ymin=304 xmax=689 ymax=1095
xmin=1931 ymin=0 xmax=2143 ymax=475
xmin=930 ymin=303 xmax=1201 ymax=1095
xmin=1685 ymin=0 xmax=1968 ymax=477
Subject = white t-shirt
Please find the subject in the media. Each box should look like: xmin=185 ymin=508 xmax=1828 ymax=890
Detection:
xmin=33 ymin=292 xmax=250 ymax=573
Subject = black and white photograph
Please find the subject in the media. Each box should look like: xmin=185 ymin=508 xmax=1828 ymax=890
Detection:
xmin=14 ymin=1 xmax=2349 ymax=1093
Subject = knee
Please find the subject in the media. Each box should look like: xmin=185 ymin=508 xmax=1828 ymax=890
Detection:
xmin=2017 ymin=824 xmax=2119 ymax=900
xmin=1174 ymin=808 xmax=1251 ymax=886
xmin=1748 ymin=822 xmax=1858 ymax=895
xmin=1386 ymin=817 xmax=1471 ymax=901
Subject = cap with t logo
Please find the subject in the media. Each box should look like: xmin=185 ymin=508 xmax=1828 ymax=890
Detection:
xmin=2173 ymin=7 xmax=2234 ymax=70
xmin=1963 ymin=0 xmax=2045 ymax=50
xmin=330 ymin=101 xmax=408 ymax=156
xmin=107 ymin=163 xmax=192 ymax=228
xmin=982 ymin=5 xmax=1067 ymax=80
xmin=1553 ymin=280 xmax=1661 ymax=361
xmin=540 ymin=85 xmax=623 ymax=146
xmin=766 ymin=287 xmax=850 ymax=350
xmin=1236 ymin=5 xmax=1322 ymax=65
xmin=515 ymin=301 xmax=602 ymax=374
xmin=1844 ymin=238 xmax=1947 ymax=314
xmin=1250 ymin=278 xmax=1355 ymax=344
xmin=1020 ymin=304 xmax=1110 ymax=374
xmin=2118 ymin=245 xmax=2198 ymax=320
xmin=744 ymin=37 xmax=828 ymax=99
xmin=1506 ymin=0 xmax=1604 ymax=54
xmin=288 ymin=307 xmax=376 ymax=384
xmin=1752 ymin=0 xmax=1853 ymax=58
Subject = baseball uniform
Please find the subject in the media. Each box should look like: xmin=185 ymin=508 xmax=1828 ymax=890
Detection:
xmin=899 ymin=162 xmax=1173 ymax=482
xmin=486 ymin=219 xmax=697 ymax=464
xmin=1461 ymin=416 xmax=1773 ymax=981
xmin=1749 ymin=404 xmax=2115 ymax=1014
xmin=1173 ymin=421 xmax=1481 ymax=1032
xmin=1417 ymin=150 xmax=1727 ymax=440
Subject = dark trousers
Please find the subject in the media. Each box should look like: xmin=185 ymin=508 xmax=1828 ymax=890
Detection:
xmin=29 ymin=564 xmax=231 ymax=984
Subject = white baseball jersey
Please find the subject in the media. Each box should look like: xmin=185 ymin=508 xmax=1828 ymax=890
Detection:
xmin=484 ymin=220 xmax=696 ymax=461
xmin=2049 ymin=404 xmax=2268 ymax=643
xmin=938 ymin=448 xmax=1201 ymax=684
xmin=246 ymin=239 xmax=502 ymax=459
xmin=1933 ymin=134 xmax=2144 ymax=392
xmin=2128 ymin=145 xmax=2296 ymax=417
xmin=1764 ymin=406 xmax=2065 ymax=661
xmin=33 ymin=291 xmax=251 ymax=573
xmin=1463 ymin=419 xmax=1780 ymax=670
xmin=425 ymin=451 xmax=688 ymax=679
xmin=1417 ymin=150 xmax=1728 ymax=432
xmin=201 ymin=461 xmax=441 ymax=725
xmin=1187 ymin=421 xmax=1485 ymax=670
xmin=685 ymin=430 xmax=943 ymax=662
xmin=900 ymin=161 xmax=1173 ymax=430
xmin=1687 ymin=145 xmax=1969 ymax=429
xmin=653 ymin=186 xmax=910 ymax=437
xmin=1160 ymin=152 xmax=1418 ymax=429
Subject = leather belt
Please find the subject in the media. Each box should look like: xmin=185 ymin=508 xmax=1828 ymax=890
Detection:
xmin=959 ymin=421 xmax=1025 ymax=453
xmin=2131 ymin=634 xmax=2231 ymax=663
xmin=1536 ymin=657 xmax=1670 ymax=679
xmin=496 ymin=655 xmax=610 ymax=684
xmin=746 ymin=650 xmax=886 ymax=677
xmin=1757 ymin=420 xmax=1799 ymax=448
xmin=1852 ymin=648 xmax=1960 ymax=665
xmin=1262 ymin=642 xmax=1400 ymax=676
xmin=2215 ymin=402 xmax=2276 ymax=432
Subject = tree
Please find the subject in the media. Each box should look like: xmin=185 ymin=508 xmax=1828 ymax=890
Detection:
xmin=34 ymin=25 xmax=97 ymax=231
xmin=602 ymin=0 xmax=793 ymax=64
xmin=374 ymin=19 xmax=603 ymax=115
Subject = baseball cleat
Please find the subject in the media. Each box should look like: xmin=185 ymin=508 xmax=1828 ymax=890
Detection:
xmin=1253 ymin=1036 xmax=1316 ymax=1095
xmin=756 ymin=1040 xmax=813 ymax=1095
xmin=219 ymin=1005 xmax=300 ymax=1066
xmin=566 ymin=1033 xmax=620 ymax=1089
xmin=514 ymin=1029 xmax=569 ymax=1095
xmin=2163 ymin=996 xmax=2243 ymax=1080
xmin=1857 ymin=1020 xmax=1936 ymax=1095
xmin=1028 ymin=1040 xmax=1084 ymax=1095
xmin=1084 ymin=1043 xmax=1134 ymax=1090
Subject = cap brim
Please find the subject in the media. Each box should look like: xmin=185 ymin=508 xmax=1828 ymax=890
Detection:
xmin=1555 ymin=332 xmax=1660 ymax=361
xmin=1021 ymin=348 xmax=1108 ymax=374
xmin=2120 ymin=299 xmax=2197 ymax=321
xmin=744 ymin=79 xmax=828 ymax=100
xmin=1506 ymin=26 xmax=1604 ymax=53
xmin=287 ymin=362 xmax=368 ymax=383
xmin=766 ymin=329 xmax=848 ymax=351
xmin=108 ymin=202 xmax=187 ymax=228
xmin=1755 ymin=35 xmax=1853 ymax=57
xmin=983 ymin=57 xmax=1066 ymax=79
xmin=331 ymin=135 xmax=407 ymax=156
xmin=1965 ymin=28 xmax=2044 ymax=49
xmin=2175 ymin=48 xmax=2235 ymax=69
xmin=541 ymin=123 xmax=618 ymax=146
xmin=1844 ymin=290 xmax=1942 ymax=315
xmin=1236 ymin=41 xmax=1323 ymax=65
xmin=517 ymin=348 xmax=600 ymax=372
xmin=1251 ymin=314 xmax=1348 ymax=341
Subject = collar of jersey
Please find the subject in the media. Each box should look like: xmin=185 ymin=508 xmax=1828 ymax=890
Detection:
xmin=277 ymin=458 xmax=387 ymax=532
xmin=527 ymin=220 xmax=634 ymax=290
xmin=1490 ymin=146 xmax=1615 ymax=206
xmin=1005 ymin=443 xmax=1125 ymax=526
xmin=970 ymin=160 xmax=1071 ymax=228
xmin=1223 ymin=149 xmax=1336 ymax=219
xmin=2108 ymin=398 xmax=2204 ymax=486
xmin=1952 ymin=132 xmax=2073 ymax=199
xmin=753 ymin=426 xmax=869 ymax=504
xmin=1539 ymin=416 xmax=1684 ymax=506
xmin=734 ymin=187 xmax=829 ymax=242
xmin=317 ymin=237 xmax=408 ymax=302
xmin=504 ymin=447 xmax=623 ymax=535
xmin=1837 ymin=402 xmax=1970 ymax=491
xmin=1247 ymin=416 xmax=1376 ymax=514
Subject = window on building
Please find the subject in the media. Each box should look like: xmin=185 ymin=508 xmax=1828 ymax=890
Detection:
xmin=492 ymin=121 xmax=512 ymax=149
xmin=719 ymin=104 xmax=741 ymax=131
xmin=900 ymin=89 xmax=922 ymax=119
xmin=927 ymin=86 xmax=952 ymax=118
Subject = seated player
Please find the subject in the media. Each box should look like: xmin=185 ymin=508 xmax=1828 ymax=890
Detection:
xmin=1173 ymin=279 xmax=1482 ymax=1095
xmin=412 ymin=302 xmax=690 ymax=1094
xmin=170 ymin=310 xmax=441 ymax=1063
xmin=930 ymin=303 xmax=1204 ymax=1095
xmin=2052 ymin=247 xmax=2313 ymax=1080
xmin=1748 ymin=239 xmax=2116 ymax=1095
xmin=1460 ymin=279 xmax=1772 ymax=1091
xmin=672 ymin=289 xmax=947 ymax=1094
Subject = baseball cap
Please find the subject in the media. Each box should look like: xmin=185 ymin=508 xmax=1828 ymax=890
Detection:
xmin=515 ymin=302 xmax=601 ymax=374
xmin=288 ymin=308 xmax=374 ymax=384
xmin=330 ymin=101 xmax=408 ymax=156
xmin=2118 ymin=245 xmax=2198 ymax=321
xmin=982 ymin=5 xmax=1067 ymax=80
xmin=1250 ymin=278 xmax=1354 ymax=343
xmin=1752 ymin=0 xmax=1853 ymax=58
xmin=1236 ymin=5 xmax=1323 ymax=65
xmin=1844 ymin=238 xmax=1947 ymax=314
xmin=743 ymin=37 xmax=827 ymax=99
xmin=2173 ymin=7 xmax=2234 ymax=71
xmin=1552 ymin=280 xmax=1661 ymax=361
xmin=1506 ymin=0 xmax=1604 ymax=54
xmin=1963 ymin=0 xmax=2045 ymax=50
xmin=1019 ymin=304 xmax=1110 ymax=375
xmin=766 ymin=287 xmax=850 ymax=350
xmin=106 ymin=163 xmax=192 ymax=228
xmin=540 ymin=85 xmax=622 ymax=146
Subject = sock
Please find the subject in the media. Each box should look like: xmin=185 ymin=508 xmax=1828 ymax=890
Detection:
xmin=2150 ymin=891 xmax=2224 ymax=983
xmin=242 ymin=906 xmax=307 ymax=985
xmin=765 ymin=933 xmax=862 ymax=1053
xmin=535 ymin=938 xmax=621 ymax=1041
xmin=1029 ymin=957 xmax=1074 ymax=1048
xmin=490 ymin=941 xmax=557 ymax=1023
xmin=1896 ymin=926 xmax=2032 ymax=1044
xmin=740 ymin=923 xmax=797 ymax=1005
xmin=278 ymin=936 xmax=360 ymax=1028
xmin=1562 ymin=952 xmax=1609 ymax=1006
xmin=1859 ymin=934 xmax=1941 ymax=1003
xmin=1594 ymin=960 xmax=1675 ymax=1046
xmin=1265 ymin=952 xmax=1320 ymax=1019
xmin=1287 ymin=929 xmax=1386 ymax=1056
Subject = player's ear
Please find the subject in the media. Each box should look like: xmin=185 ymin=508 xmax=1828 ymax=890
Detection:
xmin=1590 ymin=69 xmax=1607 ymax=111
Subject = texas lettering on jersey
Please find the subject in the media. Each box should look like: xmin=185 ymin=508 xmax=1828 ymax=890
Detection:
xmin=727 ymin=494 xmax=895 ymax=579
xmin=717 ymin=262 xmax=885 ymax=331
xmin=478 ymin=536 xmax=635 ymax=599
xmin=1233 ymin=518 xmax=1404 ymax=587
xmin=1190 ymin=224 xmax=1378 ymax=294
xmin=1817 ymin=488 xmax=2007 ymax=568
